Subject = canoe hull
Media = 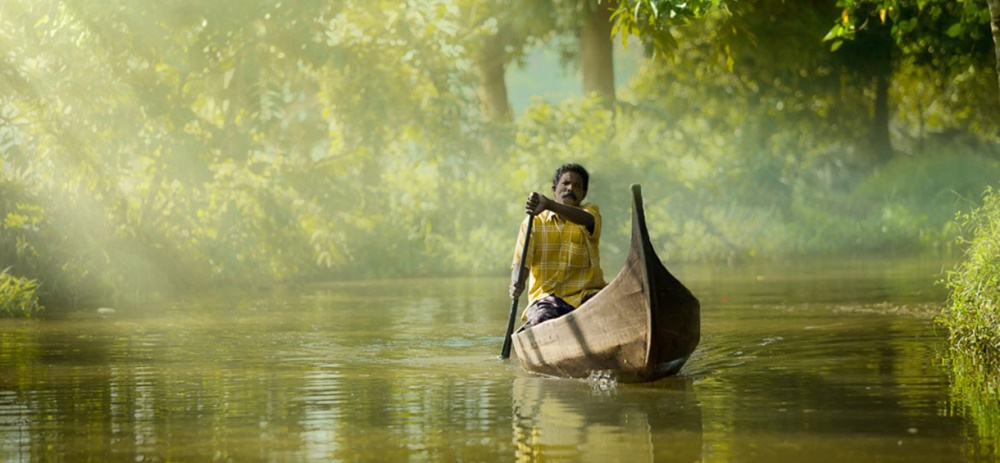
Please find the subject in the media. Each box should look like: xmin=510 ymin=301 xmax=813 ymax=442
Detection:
xmin=512 ymin=185 xmax=700 ymax=383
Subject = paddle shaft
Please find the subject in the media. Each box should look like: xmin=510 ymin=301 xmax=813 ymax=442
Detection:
xmin=500 ymin=214 xmax=534 ymax=359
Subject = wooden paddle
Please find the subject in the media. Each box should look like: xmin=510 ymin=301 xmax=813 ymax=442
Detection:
xmin=500 ymin=213 xmax=534 ymax=359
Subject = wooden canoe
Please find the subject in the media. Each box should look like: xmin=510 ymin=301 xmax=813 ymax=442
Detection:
xmin=512 ymin=184 xmax=700 ymax=383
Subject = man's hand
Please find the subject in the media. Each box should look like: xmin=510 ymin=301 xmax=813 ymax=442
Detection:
xmin=526 ymin=191 xmax=595 ymax=231
xmin=509 ymin=279 xmax=524 ymax=300
xmin=525 ymin=192 xmax=550 ymax=216
xmin=510 ymin=265 xmax=527 ymax=300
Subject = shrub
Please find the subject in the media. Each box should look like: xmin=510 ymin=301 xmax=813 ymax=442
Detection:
xmin=940 ymin=187 xmax=1000 ymax=367
xmin=0 ymin=268 xmax=44 ymax=318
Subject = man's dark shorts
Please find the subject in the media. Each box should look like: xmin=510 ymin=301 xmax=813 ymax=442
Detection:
xmin=523 ymin=293 xmax=598 ymax=327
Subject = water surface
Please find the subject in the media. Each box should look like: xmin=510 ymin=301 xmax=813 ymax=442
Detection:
xmin=1 ymin=257 xmax=995 ymax=462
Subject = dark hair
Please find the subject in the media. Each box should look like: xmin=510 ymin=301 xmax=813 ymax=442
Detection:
xmin=552 ymin=163 xmax=590 ymax=191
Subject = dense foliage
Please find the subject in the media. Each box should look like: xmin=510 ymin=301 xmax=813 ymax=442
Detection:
xmin=940 ymin=185 xmax=1000 ymax=458
xmin=941 ymin=188 xmax=1000 ymax=369
xmin=1 ymin=0 xmax=998 ymax=308
xmin=942 ymin=187 xmax=1000 ymax=455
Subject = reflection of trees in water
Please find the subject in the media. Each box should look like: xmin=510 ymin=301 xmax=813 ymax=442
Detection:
xmin=2 ymin=287 xmax=528 ymax=462
xmin=690 ymin=316 xmax=983 ymax=461
xmin=0 ymin=315 xmax=322 ymax=462
xmin=946 ymin=351 xmax=1000 ymax=461
xmin=511 ymin=376 xmax=703 ymax=462
xmin=0 ymin=324 xmax=41 ymax=459
xmin=314 ymin=373 xmax=516 ymax=462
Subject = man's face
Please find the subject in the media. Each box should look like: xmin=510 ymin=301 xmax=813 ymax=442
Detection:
xmin=552 ymin=171 xmax=587 ymax=207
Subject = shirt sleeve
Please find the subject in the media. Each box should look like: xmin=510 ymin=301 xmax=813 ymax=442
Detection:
xmin=583 ymin=204 xmax=601 ymax=241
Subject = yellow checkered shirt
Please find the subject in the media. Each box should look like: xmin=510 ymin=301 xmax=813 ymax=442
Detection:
xmin=512 ymin=203 xmax=607 ymax=311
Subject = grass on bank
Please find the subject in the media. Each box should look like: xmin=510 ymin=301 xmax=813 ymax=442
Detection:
xmin=940 ymin=187 xmax=1000 ymax=372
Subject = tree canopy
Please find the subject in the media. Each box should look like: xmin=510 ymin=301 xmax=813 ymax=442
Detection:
xmin=1 ymin=0 xmax=997 ymax=308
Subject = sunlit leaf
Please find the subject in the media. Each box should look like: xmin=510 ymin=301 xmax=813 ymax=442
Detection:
xmin=945 ymin=22 xmax=964 ymax=38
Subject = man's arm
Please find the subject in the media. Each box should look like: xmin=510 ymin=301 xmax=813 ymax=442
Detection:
xmin=527 ymin=193 xmax=595 ymax=233
xmin=510 ymin=217 xmax=531 ymax=300
xmin=510 ymin=265 xmax=527 ymax=300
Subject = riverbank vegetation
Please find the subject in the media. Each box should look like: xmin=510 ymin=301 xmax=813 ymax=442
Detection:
xmin=1 ymin=0 xmax=998 ymax=309
xmin=941 ymin=189 xmax=1000 ymax=370
xmin=0 ymin=268 xmax=43 ymax=318
xmin=941 ymin=187 xmax=1000 ymax=380
xmin=940 ymin=188 xmax=1000 ymax=455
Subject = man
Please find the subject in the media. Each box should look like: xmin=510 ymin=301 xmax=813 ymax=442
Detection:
xmin=510 ymin=163 xmax=607 ymax=326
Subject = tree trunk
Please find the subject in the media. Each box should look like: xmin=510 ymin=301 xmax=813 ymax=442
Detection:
xmin=475 ymin=29 xmax=512 ymax=124
xmin=871 ymin=73 xmax=892 ymax=163
xmin=989 ymin=0 xmax=1000 ymax=105
xmin=475 ymin=28 xmax=512 ymax=158
xmin=580 ymin=1 xmax=617 ymax=106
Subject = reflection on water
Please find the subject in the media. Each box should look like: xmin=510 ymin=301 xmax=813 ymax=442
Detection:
xmin=512 ymin=376 xmax=702 ymax=462
xmin=0 ymin=258 xmax=997 ymax=462
xmin=944 ymin=351 xmax=1000 ymax=462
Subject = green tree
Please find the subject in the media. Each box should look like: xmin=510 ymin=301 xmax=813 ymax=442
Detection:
xmin=610 ymin=0 xmax=722 ymax=55
xmin=0 ymin=0 xmax=491 ymax=301
xmin=827 ymin=0 xmax=1000 ymax=106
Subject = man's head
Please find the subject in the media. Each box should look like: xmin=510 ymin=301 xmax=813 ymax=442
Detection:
xmin=551 ymin=163 xmax=589 ymax=207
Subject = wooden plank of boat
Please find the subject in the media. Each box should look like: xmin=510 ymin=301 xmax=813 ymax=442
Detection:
xmin=511 ymin=184 xmax=701 ymax=383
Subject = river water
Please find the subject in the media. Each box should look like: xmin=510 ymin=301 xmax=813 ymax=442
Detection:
xmin=0 ymin=257 xmax=996 ymax=462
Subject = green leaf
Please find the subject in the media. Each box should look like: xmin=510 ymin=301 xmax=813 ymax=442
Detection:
xmin=945 ymin=23 xmax=964 ymax=38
